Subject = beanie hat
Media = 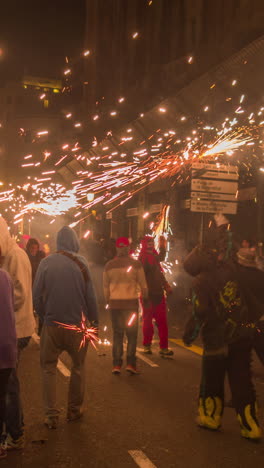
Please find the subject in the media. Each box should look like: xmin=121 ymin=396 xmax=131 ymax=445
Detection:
xmin=116 ymin=237 xmax=130 ymax=248
xmin=116 ymin=237 xmax=130 ymax=257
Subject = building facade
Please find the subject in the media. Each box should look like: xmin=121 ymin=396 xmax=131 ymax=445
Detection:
xmin=83 ymin=0 xmax=264 ymax=110
xmin=0 ymin=76 xmax=62 ymax=183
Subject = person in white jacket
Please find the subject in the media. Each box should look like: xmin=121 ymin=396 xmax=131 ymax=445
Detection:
xmin=0 ymin=216 xmax=35 ymax=450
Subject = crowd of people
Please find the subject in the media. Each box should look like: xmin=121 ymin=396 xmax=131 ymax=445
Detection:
xmin=0 ymin=218 xmax=173 ymax=460
xmin=1 ymin=213 xmax=264 ymax=460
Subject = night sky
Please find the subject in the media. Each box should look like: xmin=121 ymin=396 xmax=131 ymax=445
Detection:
xmin=0 ymin=0 xmax=85 ymax=82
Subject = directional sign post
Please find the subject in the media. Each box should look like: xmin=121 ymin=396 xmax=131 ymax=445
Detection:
xmin=190 ymin=163 xmax=238 ymax=215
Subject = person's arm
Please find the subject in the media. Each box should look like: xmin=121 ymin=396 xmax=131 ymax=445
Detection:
xmin=103 ymin=268 xmax=110 ymax=304
xmin=84 ymin=279 xmax=98 ymax=326
xmin=191 ymin=277 xmax=211 ymax=324
xmin=137 ymin=264 xmax=148 ymax=299
xmin=7 ymin=254 xmax=27 ymax=312
xmin=182 ymin=279 xmax=209 ymax=346
xmin=33 ymin=263 xmax=45 ymax=319
xmin=77 ymin=257 xmax=99 ymax=326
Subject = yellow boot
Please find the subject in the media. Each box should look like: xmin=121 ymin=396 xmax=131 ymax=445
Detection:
xmin=237 ymin=403 xmax=262 ymax=441
xmin=197 ymin=396 xmax=222 ymax=430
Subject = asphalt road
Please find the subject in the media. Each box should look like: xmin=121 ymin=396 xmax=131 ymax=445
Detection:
xmin=3 ymin=313 xmax=264 ymax=468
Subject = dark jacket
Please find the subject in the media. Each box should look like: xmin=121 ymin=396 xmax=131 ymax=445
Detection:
xmin=139 ymin=245 xmax=169 ymax=304
xmin=183 ymin=247 xmax=252 ymax=351
xmin=26 ymin=239 xmax=45 ymax=284
xmin=236 ymin=264 xmax=264 ymax=323
xmin=33 ymin=226 xmax=98 ymax=326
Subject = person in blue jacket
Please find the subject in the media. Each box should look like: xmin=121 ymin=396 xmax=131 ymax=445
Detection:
xmin=33 ymin=226 xmax=98 ymax=429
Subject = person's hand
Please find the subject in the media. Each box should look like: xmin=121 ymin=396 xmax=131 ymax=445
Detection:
xmin=164 ymin=283 xmax=173 ymax=296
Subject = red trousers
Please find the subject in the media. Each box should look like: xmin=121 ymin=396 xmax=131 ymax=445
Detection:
xmin=142 ymin=296 xmax=168 ymax=349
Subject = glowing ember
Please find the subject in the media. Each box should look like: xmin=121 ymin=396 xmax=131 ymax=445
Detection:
xmin=128 ymin=313 xmax=136 ymax=326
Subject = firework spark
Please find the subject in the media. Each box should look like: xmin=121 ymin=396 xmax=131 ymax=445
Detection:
xmin=22 ymin=189 xmax=77 ymax=217
xmin=54 ymin=318 xmax=99 ymax=350
xmin=202 ymin=131 xmax=252 ymax=157
xmin=128 ymin=313 xmax=137 ymax=326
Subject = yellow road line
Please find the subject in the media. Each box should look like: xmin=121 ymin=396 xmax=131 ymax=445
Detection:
xmin=169 ymin=338 xmax=203 ymax=356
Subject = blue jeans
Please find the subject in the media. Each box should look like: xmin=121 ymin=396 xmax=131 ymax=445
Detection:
xmin=111 ymin=310 xmax=138 ymax=367
xmin=5 ymin=337 xmax=31 ymax=439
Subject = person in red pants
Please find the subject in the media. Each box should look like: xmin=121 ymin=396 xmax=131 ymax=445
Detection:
xmin=139 ymin=236 xmax=173 ymax=357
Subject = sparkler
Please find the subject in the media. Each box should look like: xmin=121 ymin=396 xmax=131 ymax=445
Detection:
xmin=54 ymin=318 xmax=99 ymax=350
xmin=202 ymin=131 xmax=252 ymax=157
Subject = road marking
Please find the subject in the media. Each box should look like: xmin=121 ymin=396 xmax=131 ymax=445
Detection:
xmin=31 ymin=332 xmax=71 ymax=377
xmin=169 ymin=338 xmax=203 ymax=356
xmin=128 ymin=450 xmax=157 ymax=468
xmin=136 ymin=349 xmax=159 ymax=367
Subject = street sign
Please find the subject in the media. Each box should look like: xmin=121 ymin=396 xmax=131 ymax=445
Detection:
xmin=191 ymin=192 xmax=237 ymax=201
xmin=190 ymin=163 xmax=238 ymax=214
xmin=127 ymin=207 xmax=138 ymax=217
xmin=191 ymin=170 xmax=239 ymax=180
xmin=192 ymin=163 xmax=238 ymax=173
xmin=191 ymin=199 xmax=237 ymax=214
xmin=149 ymin=204 xmax=162 ymax=213
xmin=191 ymin=179 xmax=238 ymax=194
xmin=181 ymin=199 xmax=191 ymax=209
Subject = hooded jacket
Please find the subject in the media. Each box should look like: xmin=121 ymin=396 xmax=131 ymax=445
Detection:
xmin=0 ymin=269 xmax=17 ymax=369
xmin=33 ymin=226 xmax=98 ymax=326
xmin=0 ymin=216 xmax=35 ymax=338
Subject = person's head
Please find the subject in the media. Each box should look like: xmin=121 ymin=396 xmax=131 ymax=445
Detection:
xmin=56 ymin=226 xmax=80 ymax=253
xmin=241 ymin=239 xmax=251 ymax=249
xmin=116 ymin=237 xmax=130 ymax=256
xmin=237 ymin=247 xmax=257 ymax=268
xmin=26 ymin=238 xmax=40 ymax=257
xmin=141 ymin=236 xmax=155 ymax=253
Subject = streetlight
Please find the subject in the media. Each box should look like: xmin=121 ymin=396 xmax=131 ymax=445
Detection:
xmin=87 ymin=193 xmax=94 ymax=202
